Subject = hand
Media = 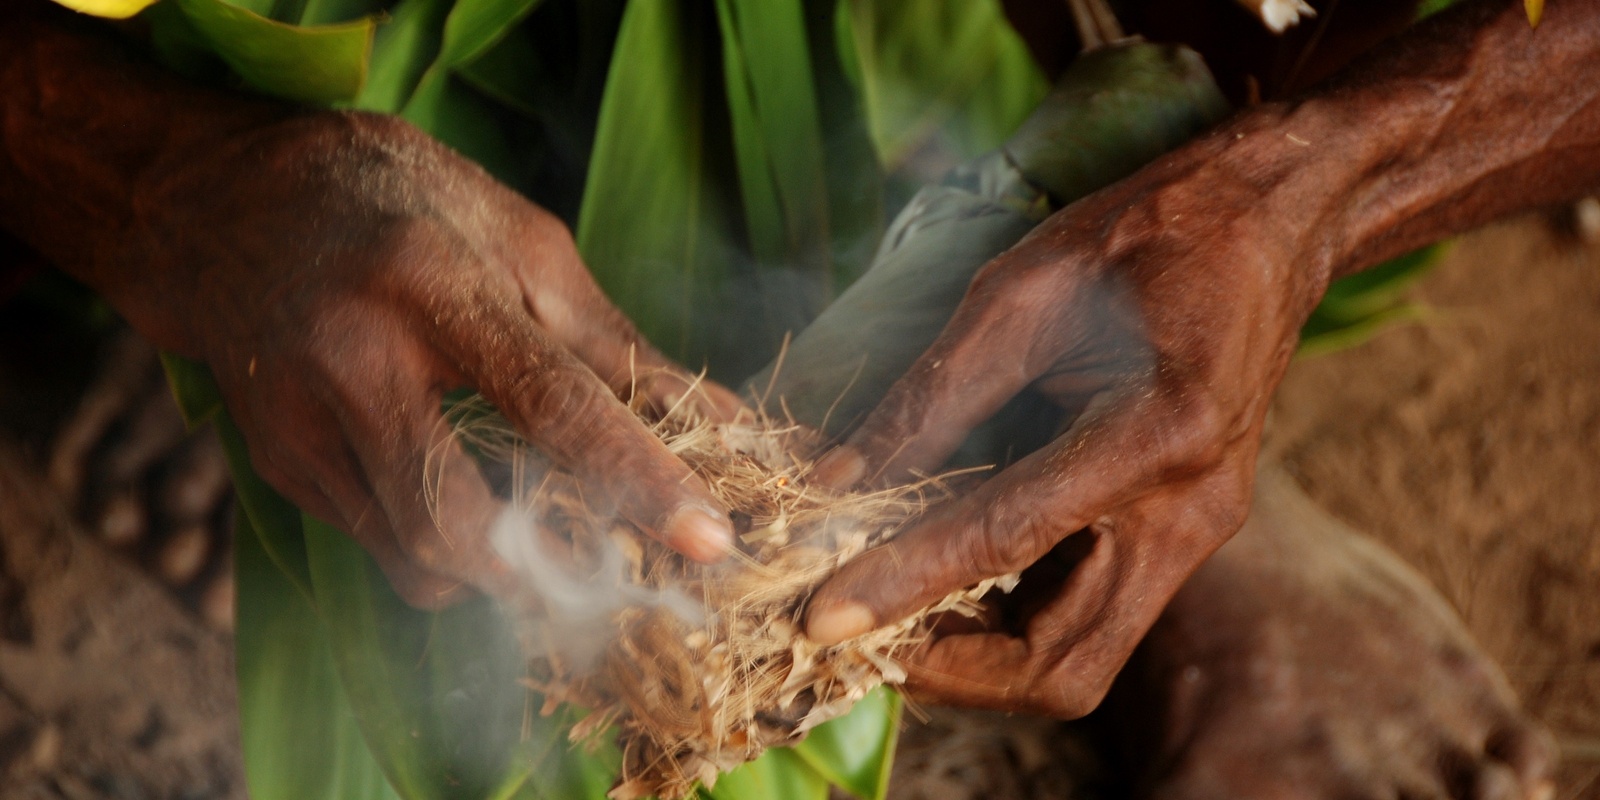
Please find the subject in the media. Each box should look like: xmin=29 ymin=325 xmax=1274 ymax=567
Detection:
xmin=107 ymin=111 xmax=742 ymax=607
xmin=803 ymin=138 xmax=1326 ymax=717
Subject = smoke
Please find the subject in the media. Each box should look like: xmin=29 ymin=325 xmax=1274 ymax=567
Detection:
xmin=487 ymin=505 xmax=704 ymax=674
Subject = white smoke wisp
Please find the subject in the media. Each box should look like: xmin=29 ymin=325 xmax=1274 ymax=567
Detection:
xmin=487 ymin=506 xmax=705 ymax=675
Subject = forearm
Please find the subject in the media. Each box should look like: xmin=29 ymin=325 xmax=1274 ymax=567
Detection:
xmin=0 ymin=1 xmax=289 ymax=308
xmin=1210 ymin=0 xmax=1600 ymax=290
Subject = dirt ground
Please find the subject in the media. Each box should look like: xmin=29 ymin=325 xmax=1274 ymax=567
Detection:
xmin=0 ymin=213 xmax=1595 ymax=798
xmin=1267 ymin=214 xmax=1600 ymax=799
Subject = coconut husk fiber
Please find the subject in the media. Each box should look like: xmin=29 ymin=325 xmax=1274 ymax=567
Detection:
xmin=456 ymin=390 xmax=1010 ymax=800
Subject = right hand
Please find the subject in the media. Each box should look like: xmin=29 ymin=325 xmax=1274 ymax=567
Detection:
xmin=804 ymin=129 xmax=1329 ymax=716
xmin=104 ymin=111 xmax=743 ymax=607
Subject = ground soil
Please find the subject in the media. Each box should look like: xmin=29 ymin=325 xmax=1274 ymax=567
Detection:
xmin=1267 ymin=215 xmax=1600 ymax=799
xmin=0 ymin=213 xmax=1595 ymax=798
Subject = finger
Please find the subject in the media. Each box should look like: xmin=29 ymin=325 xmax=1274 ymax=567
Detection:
xmin=507 ymin=227 xmax=746 ymax=423
xmin=1484 ymin=720 xmax=1557 ymax=797
xmin=430 ymin=291 xmax=734 ymax=563
xmin=905 ymin=471 xmax=1248 ymax=717
xmin=811 ymin=262 xmax=1079 ymax=488
xmin=231 ymin=380 xmax=463 ymax=607
xmin=807 ymin=385 xmax=1194 ymax=645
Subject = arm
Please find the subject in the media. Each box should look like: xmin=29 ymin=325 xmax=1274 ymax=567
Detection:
xmin=0 ymin=0 xmax=741 ymax=604
xmin=805 ymin=0 xmax=1600 ymax=715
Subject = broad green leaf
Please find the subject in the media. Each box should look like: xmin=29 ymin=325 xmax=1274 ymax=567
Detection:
xmin=356 ymin=0 xmax=452 ymax=113
xmin=712 ymin=0 xmax=831 ymax=276
xmin=576 ymin=0 xmax=741 ymax=372
xmin=170 ymin=0 xmax=375 ymax=104
xmin=838 ymin=0 xmax=1048 ymax=169
xmin=301 ymin=514 xmax=622 ymax=799
xmin=437 ymin=0 xmax=546 ymax=67
xmin=49 ymin=0 xmax=158 ymax=19
xmin=704 ymin=746 xmax=831 ymax=800
xmin=144 ymin=0 xmax=232 ymax=81
xmin=792 ymin=688 xmax=901 ymax=800
xmin=455 ymin=27 xmax=546 ymax=117
xmin=235 ymin=507 xmax=400 ymax=800
xmin=298 ymin=0 xmax=390 ymax=25
xmin=399 ymin=0 xmax=546 ymax=161
xmin=162 ymin=358 xmax=619 ymax=799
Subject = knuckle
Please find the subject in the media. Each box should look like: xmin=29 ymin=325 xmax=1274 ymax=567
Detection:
xmin=967 ymin=499 xmax=1057 ymax=577
xmin=965 ymin=259 xmax=1061 ymax=325
xmin=1153 ymin=386 xmax=1230 ymax=474
xmin=1204 ymin=476 xmax=1252 ymax=537
xmin=516 ymin=370 xmax=597 ymax=439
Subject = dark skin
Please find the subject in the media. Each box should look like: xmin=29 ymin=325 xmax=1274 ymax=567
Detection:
xmin=804 ymin=0 xmax=1600 ymax=717
xmin=1 ymin=0 xmax=1596 ymax=736
xmin=0 ymin=1 xmax=744 ymax=606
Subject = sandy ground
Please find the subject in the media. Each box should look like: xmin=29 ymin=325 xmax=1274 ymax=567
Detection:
xmin=1267 ymin=215 xmax=1600 ymax=799
xmin=0 ymin=213 xmax=1595 ymax=797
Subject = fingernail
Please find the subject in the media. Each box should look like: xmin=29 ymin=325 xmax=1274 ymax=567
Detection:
xmin=666 ymin=506 xmax=733 ymax=564
xmin=807 ymin=600 xmax=876 ymax=645
xmin=811 ymin=447 xmax=867 ymax=490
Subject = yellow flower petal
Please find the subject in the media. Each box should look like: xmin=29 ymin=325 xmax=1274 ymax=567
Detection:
xmin=49 ymin=0 xmax=160 ymax=20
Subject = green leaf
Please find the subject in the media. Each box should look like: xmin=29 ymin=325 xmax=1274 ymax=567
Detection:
xmin=302 ymin=514 xmax=623 ymax=799
xmin=705 ymin=746 xmax=831 ymax=800
xmin=169 ymin=0 xmax=375 ymax=104
xmin=838 ymin=0 xmax=1048 ymax=168
xmin=355 ymin=0 xmax=452 ymax=113
xmin=235 ymin=506 xmax=401 ymax=800
xmin=712 ymin=0 xmax=831 ymax=276
xmin=1297 ymin=304 xmax=1432 ymax=359
xmin=297 ymin=0 xmax=390 ymax=26
xmin=157 ymin=352 xmax=224 ymax=425
xmin=396 ymin=0 xmax=546 ymax=159
xmin=1316 ymin=244 xmax=1446 ymax=318
xmin=1298 ymin=244 xmax=1446 ymax=357
xmin=162 ymin=360 xmax=620 ymax=798
xmin=437 ymin=0 xmax=546 ymax=67
xmin=792 ymin=688 xmax=901 ymax=800
xmin=576 ymin=0 xmax=740 ymax=372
